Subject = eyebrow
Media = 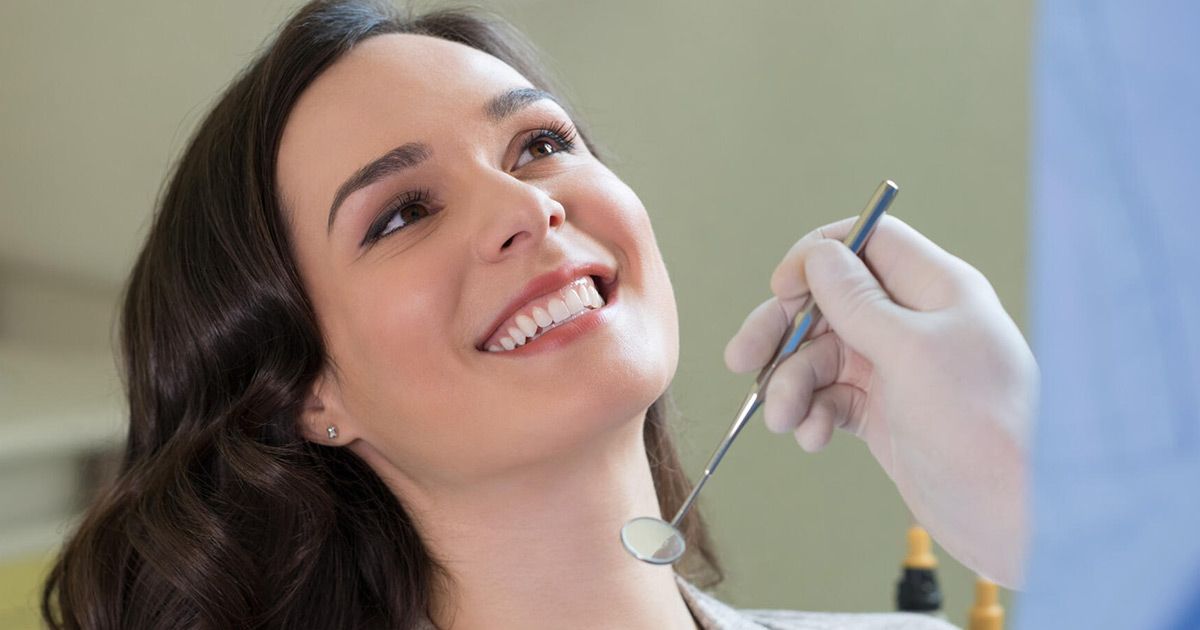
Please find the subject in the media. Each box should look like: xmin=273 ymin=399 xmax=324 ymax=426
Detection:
xmin=484 ymin=86 xmax=557 ymax=122
xmin=326 ymin=142 xmax=431 ymax=234
xmin=326 ymin=86 xmax=560 ymax=236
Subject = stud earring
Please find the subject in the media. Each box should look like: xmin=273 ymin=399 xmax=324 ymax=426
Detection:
xmin=326 ymin=425 xmax=338 ymax=440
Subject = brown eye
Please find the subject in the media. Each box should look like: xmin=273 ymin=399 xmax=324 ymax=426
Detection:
xmin=398 ymin=205 xmax=429 ymax=224
xmin=514 ymin=128 xmax=574 ymax=169
xmin=363 ymin=188 xmax=437 ymax=246
xmin=376 ymin=204 xmax=431 ymax=239
xmin=531 ymin=140 xmax=558 ymax=157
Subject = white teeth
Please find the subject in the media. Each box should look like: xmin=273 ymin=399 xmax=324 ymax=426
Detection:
xmin=548 ymin=298 xmax=571 ymax=323
xmin=532 ymin=306 xmax=553 ymax=328
xmin=516 ymin=314 xmax=538 ymax=337
xmin=486 ymin=276 xmax=612 ymax=353
xmin=564 ymin=287 xmax=585 ymax=314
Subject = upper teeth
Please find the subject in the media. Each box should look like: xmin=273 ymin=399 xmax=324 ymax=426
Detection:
xmin=486 ymin=276 xmax=606 ymax=352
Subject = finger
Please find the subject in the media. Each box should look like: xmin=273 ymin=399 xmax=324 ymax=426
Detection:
xmin=793 ymin=383 xmax=867 ymax=453
xmin=771 ymin=215 xmax=975 ymax=311
xmin=805 ymin=240 xmax=911 ymax=360
xmin=761 ymin=332 xmax=842 ymax=434
xmin=724 ymin=293 xmax=816 ymax=373
xmin=769 ymin=216 xmax=859 ymax=299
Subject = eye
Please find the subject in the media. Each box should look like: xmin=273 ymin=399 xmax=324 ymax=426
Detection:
xmin=514 ymin=121 xmax=578 ymax=169
xmin=362 ymin=188 xmax=436 ymax=246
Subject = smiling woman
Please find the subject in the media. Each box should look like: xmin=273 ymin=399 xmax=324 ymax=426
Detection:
xmin=38 ymin=1 xmax=956 ymax=629
xmin=38 ymin=2 xmax=719 ymax=629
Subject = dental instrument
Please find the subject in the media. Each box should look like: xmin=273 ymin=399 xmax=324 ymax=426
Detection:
xmin=620 ymin=179 xmax=900 ymax=564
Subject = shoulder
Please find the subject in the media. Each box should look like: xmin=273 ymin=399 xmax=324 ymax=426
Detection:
xmin=676 ymin=576 xmax=956 ymax=630
xmin=739 ymin=608 xmax=958 ymax=630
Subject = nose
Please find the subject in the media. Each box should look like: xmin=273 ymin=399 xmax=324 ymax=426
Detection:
xmin=472 ymin=173 xmax=566 ymax=262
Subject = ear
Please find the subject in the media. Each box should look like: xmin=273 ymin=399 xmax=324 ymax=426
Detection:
xmin=299 ymin=365 xmax=353 ymax=446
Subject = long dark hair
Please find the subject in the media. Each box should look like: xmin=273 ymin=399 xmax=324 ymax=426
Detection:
xmin=42 ymin=1 xmax=721 ymax=628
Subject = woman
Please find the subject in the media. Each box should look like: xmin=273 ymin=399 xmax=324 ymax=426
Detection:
xmin=43 ymin=0 xmax=1029 ymax=628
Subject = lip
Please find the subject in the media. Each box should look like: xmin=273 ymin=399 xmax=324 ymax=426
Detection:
xmin=484 ymin=296 xmax=617 ymax=356
xmin=476 ymin=262 xmax=617 ymax=351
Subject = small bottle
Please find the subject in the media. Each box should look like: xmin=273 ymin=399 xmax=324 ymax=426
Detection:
xmin=895 ymin=525 xmax=944 ymax=618
xmin=968 ymin=577 xmax=1004 ymax=630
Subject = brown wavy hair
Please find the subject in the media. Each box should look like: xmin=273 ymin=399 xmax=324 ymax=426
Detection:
xmin=41 ymin=1 xmax=721 ymax=628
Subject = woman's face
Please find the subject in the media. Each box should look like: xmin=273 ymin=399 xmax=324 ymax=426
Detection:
xmin=277 ymin=34 xmax=679 ymax=486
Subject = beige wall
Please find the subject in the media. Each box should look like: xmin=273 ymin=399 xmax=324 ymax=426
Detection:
xmin=1 ymin=0 xmax=1029 ymax=626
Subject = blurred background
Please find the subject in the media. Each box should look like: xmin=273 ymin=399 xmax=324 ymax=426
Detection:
xmin=0 ymin=0 xmax=1029 ymax=627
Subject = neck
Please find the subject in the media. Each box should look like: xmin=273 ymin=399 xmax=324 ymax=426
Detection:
xmin=385 ymin=413 xmax=699 ymax=630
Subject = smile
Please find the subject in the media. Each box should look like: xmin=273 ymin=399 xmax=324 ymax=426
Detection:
xmin=484 ymin=275 xmax=606 ymax=352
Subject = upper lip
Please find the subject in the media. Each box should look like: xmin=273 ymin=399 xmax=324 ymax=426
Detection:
xmin=476 ymin=261 xmax=616 ymax=350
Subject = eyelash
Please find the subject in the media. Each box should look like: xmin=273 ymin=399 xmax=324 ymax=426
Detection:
xmin=361 ymin=121 xmax=579 ymax=246
xmin=523 ymin=120 xmax=578 ymax=157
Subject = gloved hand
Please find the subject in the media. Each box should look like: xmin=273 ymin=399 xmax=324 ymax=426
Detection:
xmin=724 ymin=215 xmax=1037 ymax=588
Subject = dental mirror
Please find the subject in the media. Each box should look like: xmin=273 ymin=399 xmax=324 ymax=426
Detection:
xmin=619 ymin=180 xmax=899 ymax=565
xmin=620 ymin=516 xmax=686 ymax=564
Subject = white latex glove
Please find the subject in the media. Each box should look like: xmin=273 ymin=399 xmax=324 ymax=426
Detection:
xmin=724 ymin=215 xmax=1037 ymax=588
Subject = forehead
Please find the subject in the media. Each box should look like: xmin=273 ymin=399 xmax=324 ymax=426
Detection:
xmin=284 ymin=32 xmax=534 ymax=144
xmin=294 ymin=32 xmax=533 ymax=123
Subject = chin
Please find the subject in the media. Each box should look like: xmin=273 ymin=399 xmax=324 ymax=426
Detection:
xmin=474 ymin=281 xmax=679 ymax=470
xmin=488 ymin=347 xmax=676 ymax=467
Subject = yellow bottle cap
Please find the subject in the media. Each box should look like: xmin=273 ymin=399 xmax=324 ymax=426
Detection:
xmin=968 ymin=577 xmax=1004 ymax=630
xmin=903 ymin=526 xmax=937 ymax=569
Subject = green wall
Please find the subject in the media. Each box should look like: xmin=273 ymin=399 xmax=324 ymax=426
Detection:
xmin=492 ymin=0 xmax=1031 ymax=624
xmin=0 ymin=1 xmax=1031 ymax=626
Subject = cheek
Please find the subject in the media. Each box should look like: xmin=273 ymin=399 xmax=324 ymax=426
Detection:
xmin=330 ymin=269 xmax=469 ymax=432
xmin=577 ymin=171 xmax=681 ymax=377
xmin=588 ymin=171 xmax=672 ymax=292
xmin=580 ymin=174 xmax=653 ymax=246
xmin=640 ymin=219 xmax=680 ymax=380
xmin=335 ymin=272 xmax=520 ymax=481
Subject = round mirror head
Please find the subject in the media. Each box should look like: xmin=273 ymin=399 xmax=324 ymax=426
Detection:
xmin=620 ymin=516 xmax=686 ymax=565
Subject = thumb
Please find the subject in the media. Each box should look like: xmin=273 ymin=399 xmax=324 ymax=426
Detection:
xmin=804 ymin=239 xmax=912 ymax=362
